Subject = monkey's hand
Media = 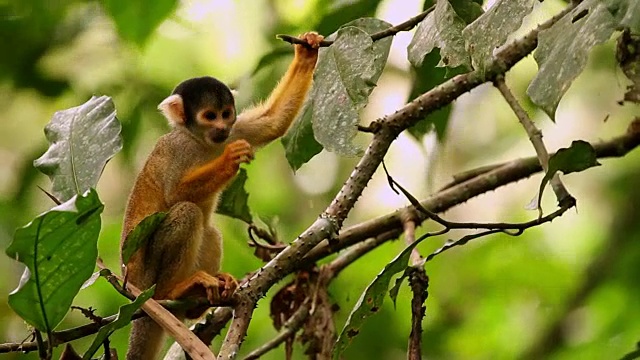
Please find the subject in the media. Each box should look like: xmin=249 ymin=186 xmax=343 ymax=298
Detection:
xmin=294 ymin=32 xmax=324 ymax=61
xmin=223 ymin=139 xmax=254 ymax=169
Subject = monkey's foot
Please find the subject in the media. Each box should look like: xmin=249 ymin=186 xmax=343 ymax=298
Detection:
xmin=212 ymin=272 xmax=238 ymax=302
xmin=169 ymin=270 xmax=237 ymax=305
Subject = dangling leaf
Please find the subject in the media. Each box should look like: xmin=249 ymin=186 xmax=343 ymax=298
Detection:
xmin=537 ymin=140 xmax=601 ymax=208
xmin=334 ymin=239 xmax=423 ymax=358
xmin=217 ymin=168 xmax=252 ymax=223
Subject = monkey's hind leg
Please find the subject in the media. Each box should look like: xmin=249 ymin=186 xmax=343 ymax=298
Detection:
xmin=127 ymin=202 xmax=205 ymax=360
xmin=149 ymin=202 xmax=236 ymax=318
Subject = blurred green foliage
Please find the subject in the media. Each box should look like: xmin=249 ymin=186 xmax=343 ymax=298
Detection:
xmin=1 ymin=1 xmax=640 ymax=359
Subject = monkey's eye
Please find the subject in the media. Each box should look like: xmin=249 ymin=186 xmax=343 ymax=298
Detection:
xmin=203 ymin=111 xmax=217 ymax=121
xmin=221 ymin=109 xmax=231 ymax=119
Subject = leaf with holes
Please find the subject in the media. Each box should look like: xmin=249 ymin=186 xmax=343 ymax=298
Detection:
xmin=6 ymin=190 xmax=102 ymax=332
xmin=34 ymin=96 xmax=122 ymax=202
xmin=312 ymin=18 xmax=392 ymax=157
xmin=527 ymin=1 xmax=616 ymax=120
xmin=463 ymin=0 xmax=534 ymax=74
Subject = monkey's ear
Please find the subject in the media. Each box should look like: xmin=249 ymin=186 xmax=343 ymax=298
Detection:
xmin=158 ymin=94 xmax=186 ymax=126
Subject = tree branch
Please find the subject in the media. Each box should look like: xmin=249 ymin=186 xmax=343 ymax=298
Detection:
xmin=277 ymin=5 xmax=435 ymax=47
xmin=494 ymin=76 xmax=573 ymax=208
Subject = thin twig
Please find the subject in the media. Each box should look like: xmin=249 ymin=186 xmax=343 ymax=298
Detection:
xmin=423 ymin=201 xmax=574 ymax=264
xmin=494 ymin=76 xmax=573 ymax=208
xmin=243 ymin=302 xmax=311 ymax=360
xmin=277 ymin=5 xmax=435 ymax=47
xmin=302 ymin=119 xmax=640 ymax=274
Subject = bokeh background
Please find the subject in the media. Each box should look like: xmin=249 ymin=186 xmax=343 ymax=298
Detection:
xmin=1 ymin=0 xmax=639 ymax=359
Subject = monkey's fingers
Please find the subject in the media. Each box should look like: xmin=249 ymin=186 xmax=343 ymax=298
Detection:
xmin=228 ymin=148 xmax=255 ymax=165
xmin=213 ymin=273 xmax=238 ymax=300
xmin=299 ymin=31 xmax=324 ymax=50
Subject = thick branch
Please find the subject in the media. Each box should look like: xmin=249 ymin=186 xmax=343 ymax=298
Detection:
xmin=304 ymin=120 xmax=640 ymax=264
xmin=218 ymin=5 xmax=580 ymax=357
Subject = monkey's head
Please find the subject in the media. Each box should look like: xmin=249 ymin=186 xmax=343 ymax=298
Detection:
xmin=158 ymin=76 xmax=237 ymax=145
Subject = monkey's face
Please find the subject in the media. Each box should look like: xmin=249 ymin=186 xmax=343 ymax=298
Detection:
xmin=195 ymin=105 xmax=236 ymax=144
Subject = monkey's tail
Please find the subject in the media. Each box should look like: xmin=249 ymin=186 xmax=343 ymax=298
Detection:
xmin=126 ymin=317 xmax=165 ymax=360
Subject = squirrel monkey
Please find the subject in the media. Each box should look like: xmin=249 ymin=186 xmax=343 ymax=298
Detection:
xmin=121 ymin=32 xmax=324 ymax=360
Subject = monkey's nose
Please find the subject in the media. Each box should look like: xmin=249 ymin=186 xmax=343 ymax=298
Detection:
xmin=208 ymin=128 xmax=230 ymax=143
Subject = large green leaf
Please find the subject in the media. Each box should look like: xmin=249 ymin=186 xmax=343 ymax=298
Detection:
xmin=315 ymin=0 xmax=384 ymax=36
xmin=83 ymin=286 xmax=155 ymax=360
xmin=100 ymin=0 xmax=178 ymax=46
xmin=217 ymin=168 xmax=252 ymax=223
xmin=6 ymin=190 xmax=103 ymax=332
xmin=283 ymin=18 xmax=392 ymax=167
xmin=312 ymin=18 xmax=392 ymax=156
xmin=463 ymin=0 xmax=535 ymax=75
xmin=333 ymin=239 xmax=422 ymax=358
xmin=537 ymin=140 xmax=601 ymax=207
xmin=33 ymin=96 xmax=122 ymax=202
xmin=527 ymin=1 xmax=616 ymax=120
xmin=407 ymin=0 xmax=472 ymax=70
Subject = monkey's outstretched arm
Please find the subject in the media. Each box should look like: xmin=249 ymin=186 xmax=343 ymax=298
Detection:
xmin=230 ymin=32 xmax=324 ymax=148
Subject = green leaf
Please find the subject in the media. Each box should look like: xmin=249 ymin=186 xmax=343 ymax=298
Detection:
xmin=33 ymin=96 xmax=122 ymax=203
xmin=282 ymin=98 xmax=323 ymax=171
xmin=100 ymin=0 xmax=178 ymax=46
xmin=407 ymin=0 xmax=472 ymax=70
xmin=527 ymin=1 xmax=616 ymax=120
xmin=315 ymin=0 xmax=384 ymax=36
xmin=406 ymin=50 xmax=461 ymax=141
xmin=251 ymin=47 xmax=292 ymax=77
xmin=83 ymin=286 xmax=155 ymax=360
xmin=463 ymin=0 xmax=535 ymax=74
xmin=334 ymin=240 xmax=422 ymax=358
xmin=121 ymin=212 xmax=167 ymax=265
xmin=217 ymin=168 xmax=252 ymax=223
xmin=312 ymin=18 xmax=392 ymax=156
xmin=537 ymin=140 xmax=601 ymax=207
xmin=6 ymin=190 xmax=103 ymax=332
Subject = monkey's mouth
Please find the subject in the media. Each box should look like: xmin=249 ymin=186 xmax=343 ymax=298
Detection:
xmin=208 ymin=128 xmax=230 ymax=143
